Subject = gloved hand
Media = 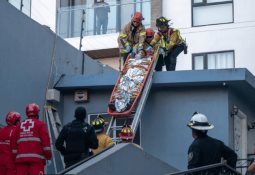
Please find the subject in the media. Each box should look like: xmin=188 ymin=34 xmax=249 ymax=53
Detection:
xmin=146 ymin=46 xmax=152 ymax=52
xmin=132 ymin=47 xmax=137 ymax=54
xmin=159 ymin=48 xmax=165 ymax=55
xmin=125 ymin=46 xmax=131 ymax=53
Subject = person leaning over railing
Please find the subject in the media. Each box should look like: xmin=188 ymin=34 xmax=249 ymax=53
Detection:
xmin=187 ymin=112 xmax=237 ymax=174
xmin=117 ymin=12 xmax=146 ymax=64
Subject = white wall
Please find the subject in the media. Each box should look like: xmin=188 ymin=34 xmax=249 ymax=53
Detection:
xmin=31 ymin=0 xmax=56 ymax=31
xmin=163 ymin=0 xmax=255 ymax=74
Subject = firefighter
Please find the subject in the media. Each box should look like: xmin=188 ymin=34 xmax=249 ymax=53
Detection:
xmin=0 ymin=112 xmax=21 ymax=175
xmin=187 ymin=112 xmax=237 ymax=174
xmin=118 ymin=11 xmax=146 ymax=64
xmin=12 ymin=103 xmax=52 ymax=175
xmin=119 ymin=124 xmax=134 ymax=143
xmin=55 ymin=106 xmax=98 ymax=168
xmin=91 ymin=115 xmax=114 ymax=155
xmin=147 ymin=16 xmax=187 ymax=71
xmin=133 ymin=28 xmax=155 ymax=59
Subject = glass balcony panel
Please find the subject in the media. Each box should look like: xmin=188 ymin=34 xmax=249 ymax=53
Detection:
xmin=57 ymin=0 xmax=151 ymax=38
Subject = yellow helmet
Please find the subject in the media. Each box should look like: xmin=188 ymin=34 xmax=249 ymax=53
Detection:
xmin=92 ymin=115 xmax=105 ymax=133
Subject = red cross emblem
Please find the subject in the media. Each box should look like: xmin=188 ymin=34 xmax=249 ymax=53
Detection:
xmin=21 ymin=119 xmax=34 ymax=132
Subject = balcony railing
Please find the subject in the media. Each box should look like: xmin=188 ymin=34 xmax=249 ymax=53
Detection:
xmin=57 ymin=0 xmax=151 ymax=38
xmin=7 ymin=0 xmax=31 ymax=17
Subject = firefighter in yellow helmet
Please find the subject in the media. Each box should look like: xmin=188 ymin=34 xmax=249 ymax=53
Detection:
xmin=119 ymin=124 xmax=134 ymax=143
xmin=147 ymin=17 xmax=187 ymax=71
xmin=118 ymin=12 xmax=146 ymax=64
xmin=91 ymin=115 xmax=114 ymax=155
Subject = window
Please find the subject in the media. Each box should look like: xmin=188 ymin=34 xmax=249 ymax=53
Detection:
xmin=192 ymin=51 xmax=234 ymax=70
xmin=192 ymin=0 xmax=233 ymax=26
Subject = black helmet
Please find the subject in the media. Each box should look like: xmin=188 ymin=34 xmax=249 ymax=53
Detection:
xmin=92 ymin=115 xmax=105 ymax=133
xmin=156 ymin=16 xmax=170 ymax=28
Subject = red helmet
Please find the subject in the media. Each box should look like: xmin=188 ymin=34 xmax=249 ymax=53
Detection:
xmin=132 ymin=12 xmax=144 ymax=23
xmin=26 ymin=103 xmax=40 ymax=117
xmin=6 ymin=112 xmax=21 ymax=126
xmin=119 ymin=125 xmax=134 ymax=141
xmin=145 ymin=28 xmax=155 ymax=37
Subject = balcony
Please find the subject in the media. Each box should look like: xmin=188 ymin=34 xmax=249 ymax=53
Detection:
xmin=57 ymin=0 xmax=151 ymax=38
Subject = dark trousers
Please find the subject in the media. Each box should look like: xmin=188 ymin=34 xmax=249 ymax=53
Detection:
xmin=155 ymin=44 xmax=185 ymax=71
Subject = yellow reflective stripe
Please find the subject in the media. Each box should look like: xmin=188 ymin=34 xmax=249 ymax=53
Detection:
xmin=17 ymin=137 xmax=41 ymax=143
xmin=119 ymin=32 xmax=128 ymax=38
xmin=139 ymin=31 xmax=146 ymax=36
xmin=138 ymin=43 xmax=143 ymax=48
xmin=16 ymin=153 xmax=45 ymax=159
xmin=161 ymin=36 xmax=166 ymax=48
xmin=124 ymin=42 xmax=130 ymax=47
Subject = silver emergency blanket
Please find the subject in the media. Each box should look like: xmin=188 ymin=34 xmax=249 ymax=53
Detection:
xmin=113 ymin=55 xmax=152 ymax=112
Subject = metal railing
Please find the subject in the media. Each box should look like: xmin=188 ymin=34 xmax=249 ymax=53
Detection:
xmin=7 ymin=0 xmax=31 ymax=17
xmin=57 ymin=0 xmax=151 ymax=38
xmin=166 ymin=162 xmax=241 ymax=175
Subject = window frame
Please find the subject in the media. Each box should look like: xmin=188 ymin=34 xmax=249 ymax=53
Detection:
xmin=192 ymin=50 xmax=235 ymax=70
xmin=191 ymin=0 xmax=234 ymax=27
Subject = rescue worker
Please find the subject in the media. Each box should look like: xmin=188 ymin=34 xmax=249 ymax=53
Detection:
xmin=0 ymin=112 xmax=21 ymax=175
xmin=119 ymin=124 xmax=134 ymax=143
xmin=147 ymin=16 xmax=187 ymax=71
xmin=133 ymin=28 xmax=155 ymax=59
xmin=55 ymin=106 xmax=98 ymax=168
xmin=91 ymin=115 xmax=114 ymax=155
xmin=187 ymin=112 xmax=237 ymax=174
xmin=118 ymin=11 xmax=146 ymax=64
xmin=12 ymin=103 xmax=52 ymax=175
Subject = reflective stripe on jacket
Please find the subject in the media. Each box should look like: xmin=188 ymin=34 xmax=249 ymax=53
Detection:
xmin=12 ymin=118 xmax=52 ymax=163
xmin=150 ymin=28 xmax=184 ymax=51
xmin=118 ymin=21 xmax=146 ymax=52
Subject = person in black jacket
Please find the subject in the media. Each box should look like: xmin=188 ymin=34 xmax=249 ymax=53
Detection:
xmin=187 ymin=112 xmax=237 ymax=174
xmin=55 ymin=107 xmax=98 ymax=168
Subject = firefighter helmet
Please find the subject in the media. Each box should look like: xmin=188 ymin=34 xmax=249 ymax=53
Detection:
xmin=26 ymin=103 xmax=40 ymax=117
xmin=119 ymin=124 xmax=134 ymax=141
xmin=156 ymin=16 xmax=170 ymax=28
xmin=187 ymin=112 xmax=214 ymax=130
xmin=6 ymin=112 xmax=21 ymax=126
xmin=92 ymin=115 xmax=105 ymax=133
xmin=145 ymin=28 xmax=155 ymax=38
xmin=132 ymin=12 xmax=144 ymax=23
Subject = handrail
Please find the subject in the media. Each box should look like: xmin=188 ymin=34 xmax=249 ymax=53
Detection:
xmin=57 ymin=144 xmax=115 ymax=175
xmin=165 ymin=162 xmax=241 ymax=175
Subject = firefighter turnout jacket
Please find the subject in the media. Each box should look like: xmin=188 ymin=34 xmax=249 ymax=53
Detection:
xmin=188 ymin=135 xmax=237 ymax=170
xmin=118 ymin=21 xmax=146 ymax=53
xmin=12 ymin=118 xmax=52 ymax=164
xmin=150 ymin=28 xmax=184 ymax=53
xmin=92 ymin=132 xmax=114 ymax=155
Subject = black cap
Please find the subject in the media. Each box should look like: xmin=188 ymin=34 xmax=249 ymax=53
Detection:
xmin=74 ymin=107 xmax=87 ymax=120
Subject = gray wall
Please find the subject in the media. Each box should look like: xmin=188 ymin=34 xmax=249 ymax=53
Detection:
xmin=60 ymin=89 xmax=112 ymax=124
xmin=141 ymin=86 xmax=230 ymax=170
xmin=0 ymin=1 xmax=115 ymax=124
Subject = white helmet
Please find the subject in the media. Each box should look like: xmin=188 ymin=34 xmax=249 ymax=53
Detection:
xmin=187 ymin=112 xmax=214 ymax=130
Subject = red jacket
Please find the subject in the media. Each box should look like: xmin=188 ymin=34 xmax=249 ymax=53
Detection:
xmin=0 ymin=125 xmax=16 ymax=161
xmin=12 ymin=118 xmax=52 ymax=164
